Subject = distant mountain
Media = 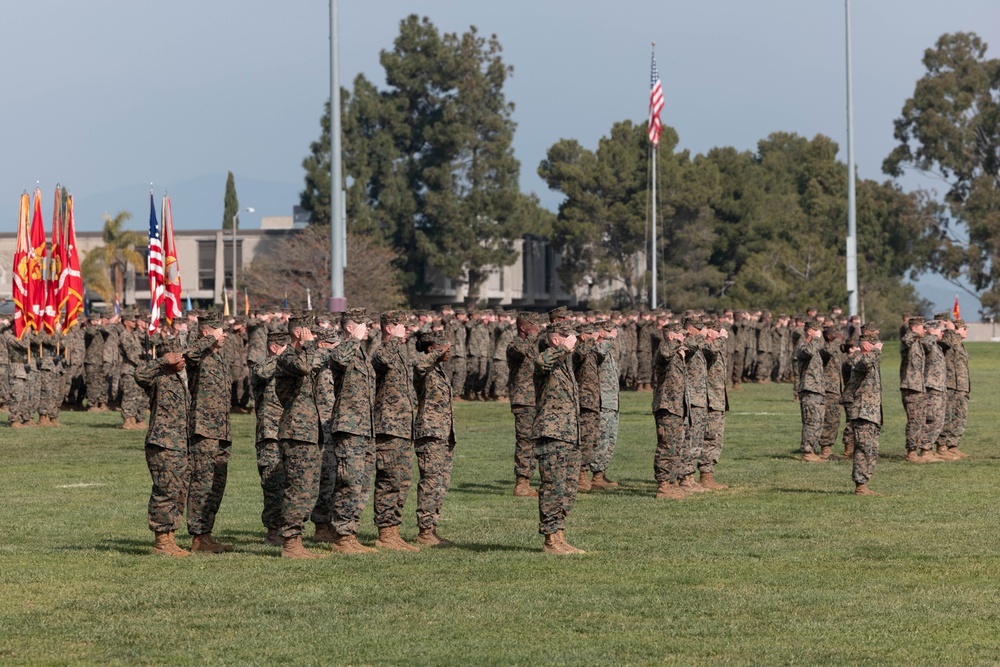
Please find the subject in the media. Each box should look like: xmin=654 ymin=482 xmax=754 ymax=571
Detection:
xmin=70 ymin=174 xmax=303 ymax=232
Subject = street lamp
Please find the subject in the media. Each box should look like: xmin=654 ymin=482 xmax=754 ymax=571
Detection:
xmin=232 ymin=206 xmax=254 ymax=315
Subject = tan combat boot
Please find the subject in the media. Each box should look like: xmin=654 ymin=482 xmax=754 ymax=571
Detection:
xmin=513 ymin=477 xmax=538 ymax=497
xmin=679 ymin=475 xmax=709 ymax=494
xmin=854 ymin=483 xmax=878 ymax=496
xmin=191 ymin=533 xmax=233 ymax=553
xmin=37 ymin=415 xmax=51 ymax=426
xmin=818 ymin=445 xmax=834 ymax=460
xmin=656 ymin=480 xmax=687 ymax=500
xmin=282 ymin=536 xmax=323 ymax=559
xmin=948 ymin=448 xmax=969 ymax=459
xmin=542 ymin=533 xmax=567 ymax=554
xmin=801 ymin=451 xmax=825 ymax=462
xmin=843 ymin=444 xmax=855 ymax=458
xmin=699 ymin=472 xmax=729 ymax=490
xmin=936 ymin=445 xmax=960 ymax=461
xmin=375 ymin=526 xmax=420 ymax=552
xmin=121 ymin=417 xmax=135 ymax=430
xmin=416 ymin=527 xmax=452 ymax=547
xmin=905 ymin=450 xmax=926 ymax=463
xmin=312 ymin=523 xmax=336 ymax=543
xmin=331 ymin=534 xmax=377 ymax=554
xmin=577 ymin=468 xmax=592 ymax=492
xmin=919 ymin=448 xmax=944 ymax=463
xmin=153 ymin=531 xmax=189 ymax=557
xmin=555 ymin=529 xmax=585 ymax=554
xmin=590 ymin=471 xmax=620 ymax=489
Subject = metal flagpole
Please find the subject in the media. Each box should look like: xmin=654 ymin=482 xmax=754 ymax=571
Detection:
xmin=329 ymin=0 xmax=346 ymax=312
xmin=845 ymin=0 xmax=858 ymax=316
xmin=651 ymin=148 xmax=657 ymax=310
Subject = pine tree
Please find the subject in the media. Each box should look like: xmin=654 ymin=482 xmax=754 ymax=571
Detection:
xmin=222 ymin=171 xmax=240 ymax=230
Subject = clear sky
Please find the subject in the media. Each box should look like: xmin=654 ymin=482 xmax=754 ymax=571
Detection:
xmin=1 ymin=1 xmax=997 ymax=315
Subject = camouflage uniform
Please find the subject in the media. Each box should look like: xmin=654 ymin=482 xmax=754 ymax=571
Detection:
xmin=573 ymin=335 xmax=603 ymax=473
xmin=5 ymin=329 xmax=31 ymax=425
xmin=847 ymin=345 xmax=882 ymax=485
xmin=184 ymin=328 xmax=231 ymax=537
xmin=700 ymin=335 xmax=729 ymax=475
xmin=754 ymin=319 xmax=773 ymax=382
xmin=795 ymin=334 xmax=825 ymax=455
xmin=942 ymin=328 xmax=970 ymax=451
xmin=840 ymin=344 xmax=861 ymax=453
xmin=444 ymin=316 xmax=467 ymax=396
xmin=507 ymin=328 xmax=540 ymax=480
xmin=819 ymin=337 xmax=843 ymax=450
xmin=653 ymin=333 xmax=688 ymax=482
xmin=487 ymin=320 xmax=514 ymax=399
xmin=84 ymin=322 xmax=107 ymax=409
xmin=136 ymin=346 xmax=191 ymax=534
xmin=119 ymin=325 xmax=149 ymax=424
xmin=250 ymin=352 xmax=285 ymax=532
xmin=465 ymin=316 xmax=490 ymax=400
xmin=920 ymin=331 xmax=947 ymax=451
xmin=899 ymin=327 xmax=926 ymax=452
xmin=681 ymin=333 xmax=709 ymax=477
xmin=103 ymin=323 xmax=122 ymax=407
xmin=594 ymin=336 xmax=619 ymax=475
xmin=62 ymin=325 xmax=86 ymax=407
xmin=310 ymin=338 xmax=339 ymax=529
xmin=532 ymin=337 xmax=580 ymax=536
xmin=328 ymin=332 xmax=377 ymax=539
xmin=636 ymin=318 xmax=655 ymax=387
xmin=414 ymin=338 xmax=455 ymax=530
xmin=36 ymin=331 xmax=64 ymax=422
xmin=372 ymin=332 xmax=416 ymax=530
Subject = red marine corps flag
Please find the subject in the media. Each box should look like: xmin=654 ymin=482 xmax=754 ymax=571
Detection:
xmin=12 ymin=193 xmax=31 ymax=338
xmin=60 ymin=195 xmax=84 ymax=331
xmin=42 ymin=186 xmax=62 ymax=333
xmin=162 ymin=195 xmax=183 ymax=324
xmin=147 ymin=191 xmax=165 ymax=333
xmin=953 ymin=294 xmax=961 ymax=321
xmin=26 ymin=188 xmax=48 ymax=332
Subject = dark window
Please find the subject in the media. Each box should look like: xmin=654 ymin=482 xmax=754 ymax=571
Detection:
xmin=198 ymin=241 xmax=215 ymax=291
xmin=222 ymin=239 xmax=243 ymax=289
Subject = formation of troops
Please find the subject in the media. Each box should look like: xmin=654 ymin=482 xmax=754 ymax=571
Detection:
xmin=0 ymin=302 xmax=972 ymax=556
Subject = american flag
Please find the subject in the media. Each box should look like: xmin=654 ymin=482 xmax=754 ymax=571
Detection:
xmin=648 ymin=51 xmax=664 ymax=146
xmin=147 ymin=191 xmax=165 ymax=333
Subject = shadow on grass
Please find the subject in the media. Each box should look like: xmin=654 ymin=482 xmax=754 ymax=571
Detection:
xmin=770 ymin=486 xmax=851 ymax=495
xmin=452 ymin=481 xmax=510 ymax=495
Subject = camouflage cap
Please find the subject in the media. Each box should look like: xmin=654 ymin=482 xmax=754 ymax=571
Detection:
xmin=954 ymin=318 xmax=966 ymax=327
xmin=343 ymin=307 xmax=367 ymax=323
xmin=155 ymin=336 xmax=182 ymax=356
xmin=199 ymin=312 xmax=222 ymax=329
xmin=267 ymin=331 xmax=290 ymax=346
xmin=682 ymin=316 xmax=703 ymax=330
xmin=287 ymin=315 xmax=314 ymax=332
xmin=312 ymin=328 xmax=338 ymax=344
xmin=547 ymin=322 xmax=576 ymax=337
xmin=804 ymin=320 xmax=821 ymax=332
xmin=933 ymin=312 xmax=952 ymax=322
xmin=517 ymin=311 xmax=541 ymax=326
xmin=702 ymin=317 xmax=720 ymax=329
xmin=823 ymin=324 xmax=842 ymax=337
xmin=595 ymin=319 xmax=614 ymax=331
xmin=662 ymin=321 xmax=683 ymax=333
xmin=860 ymin=322 xmax=880 ymax=334
xmin=861 ymin=331 xmax=880 ymax=343
xmin=548 ymin=306 xmax=570 ymax=321
xmin=577 ymin=323 xmax=598 ymax=335
xmin=908 ymin=316 xmax=925 ymax=327
xmin=418 ymin=330 xmax=448 ymax=347
xmin=380 ymin=310 xmax=406 ymax=327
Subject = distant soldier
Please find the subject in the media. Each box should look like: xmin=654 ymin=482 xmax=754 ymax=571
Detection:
xmin=591 ymin=320 xmax=620 ymax=490
xmin=413 ymin=330 xmax=456 ymax=546
xmin=918 ymin=317 xmax=948 ymax=462
xmin=653 ymin=321 xmax=689 ymax=500
xmin=5 ymin=326 xmax=32 ymax=427
xmin=0 ymin=319 xmax=10 ymax=411
xmin=84 ymin=316 xmax=108 ymax=411
xmin=899 ymin=316 xmax=928 ymax=462
xmin=636 ymin=313 xmax=656 ymax=391
xmin=443 ymin=309 xmax=468 ymax=397
xmin=572 ymin=323 xmax=603 ymax=493
xmin=119 ymin=314 xmax=148 ymax=430
xmin=679 ymin=317 xmax=710 ymax=492
xmin=795 ymin=321 xmax=826 ymax=462
xmin=36 ymin=327 xmax=64 ymax=427
xmin=135 ymin=338 xmax=191 ymax=556
xmin=699 ymin=318 xmax=729 ymax=489
xmin=464 ymin=311 xmax=491 ymax=401
xmin=63 ymin=323 xmax=86 ymax=408
xmin=817 ymin=326 xmax=843 ymax=460
xmin=507 ymin=311 xmax=541 ymax=497
xmin=250 ymin=331 xmax=289 ymax=546
xmin=533 ymin=322 xmax=585 ymax=555
xmin=941 ymin=319 xmax=970 ymax=459
xmin=310 ymin=328 xmax=340 ymax=542
xmin=487 ymin=312 xmax=515 ymax=400
xmin=847 ymin=327 xmax=883 ymax=495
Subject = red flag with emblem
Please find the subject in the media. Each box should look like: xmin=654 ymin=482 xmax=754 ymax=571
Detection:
xmin=61 ymin=195 xmax=84 ymax=331
xmin=953 ymin=295 xmax=960 ymax=320
xmin=12 ymin=193 xmax=31 ymax=338
xmin=42 ymin=187 xmax=61 ymax=333
xmin=26 ymin=189 xmax=47 ymax=332
xmin=162 ymin=196 xmax=183 ymax=324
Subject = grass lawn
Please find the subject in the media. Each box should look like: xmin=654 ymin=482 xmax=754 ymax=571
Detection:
xmin=2 ymin=342 xmax=1000 ymax=666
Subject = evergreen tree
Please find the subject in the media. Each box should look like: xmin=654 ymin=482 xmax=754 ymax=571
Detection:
xmin=222 ymin=171 xmax=240 ymax=230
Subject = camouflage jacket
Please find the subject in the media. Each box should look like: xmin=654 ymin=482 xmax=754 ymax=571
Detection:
xmin=898 ymin=331 xmax=925 ymax=392
xmin=314 ymin=361 xmax=338 ymax=443
xmin=467 ymin=321 xmax=491 ymax=358
xmin=414 ymin=348 xmax=454 ymax=443
xmin=922 ymin=334 xmax=946 ymax=392
xmin=841 ymin=348 xmax=861 ymax=405
xmin=83 ymin=324 xmax=104 ymax=365
xmin=941 ymin=330 xmax=958 ymax=391
xmin=573 ymin=338 xmax=603 ymax=412
xmin=507 ymin=334 xmax=540 ymax=408
xmin=37 ymin=331 xmax=62 ymax=372
xmin=653 ymin=336 xmax=688 ymax=418
xmin=532 ymin=344 xmax=579 ymax=444
xmin=445 ymin=318 xmax=467 ymax=357
xmin=597 ymin=339 xmax=618 ymax=411
xmin=705 ymin=336 xmax=729 ymax=412
xmin=327 ymin=338 xmax=376 ymax=438
xmin=820 ymin=340 xmax=842 ymax=395
xmin=120 ymin=329 xmax=144 ymax=369
xmin=184 ymin=335 xmax=231 ymax=440
xmin=64 ymin=327 xmax=85 ymax=367
xmin=246 ymin=321 xmax=268 ymax=368
xmin=684 ymin=334 xmax=709 ymax=408
xmin=136 ymin=356 xmax=190 ymax=452
xmin=274 ymin=344 xmax=330 ymax=444
xmin=846 ymin=349 xmax=882 ymax=425
xmin=795 ymin=337 xmax=825 ymax=395
xmin=251 ymin=356 xmax=282 ymax=442
xmin=954 ymin=339 xmax=970 ymax=393
xmin=373 ymin=336 xmax=415 ymax=439
xmin=5 ymin=329 xmax=30 ymax=378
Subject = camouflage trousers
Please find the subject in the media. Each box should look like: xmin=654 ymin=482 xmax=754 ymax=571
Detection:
xmin=535 ymin=437 xmax=581 ymax=535
xmin=851 ymin=420 xmax=880 ymax=485
xmin=465 ymin=356 xmax=489 ymax=398
xmin=65 ymin=363 xmax=85 ymax=407
xmin=255 ymin=438 xmax=285 ymax=530
xmin=416 ymin=436 xmax=455 ymax=530
xmin=900 ymin=389 xmax=926 ymax=452
xmin=7 ymin=374 xmax=27 ymax=424
xmin=120 ymin=369 xmax=148 ymax=421
xmin=699 ymin=408 xmax=726 ymax=474
xmin=799 ymin=391 xmax=825 ymax=454
xmin=374 ymin=435 xmax=413 ymax=529
xmin=754 ymin=352 xmax=773 ymax=382
xmin=819 ymin=392 xmax=841 ymax=448
xmin=0 ymin=366 xmax=9 ymax=407
xmin=842 ymin=404 xmax=855 ymax=452
xmin=145 ymin=445 xmax=188 ymax=533
xmin=279 ymin=439 xmax=322 ymax=539
xmin=679 ymin=406 xmax=706 ymax=477
xmin=653 ymin=410 xmax=686 ymax=483
xmin=731 ymin=349 xmax=745 ymax=385
xmin=186 ymin=436 xmax=231 ymax=536
xmin=231 ymin=370 xmax=251 ymax=410
xmin=331 ymin=433 xmax=375 ymax=537
xmin=446 ymin=357 xmax=467 ymax=398
xmin=941 ymin=389 xmax=969 ymax=450
xmin=591 ymin=408 xmax=619 ymax=473
xmin=12 ymin=370 xmax=40 ymax=423
xmin=85 ymin=363 xmax=106 ymax=407
xmin=106 ymin=364 xmax=121 ymax=407
xmin=622 ymin=354 xmax=637 ymax=390
xmin=579 ymin=408 xmax=600 ymax=472
xmin=921 ymin=388 xmax=946 ymax=451
xmin=511 ymin=406 xmax=537 ymax=479
xmin=486 ymin=360 xmax=509 ymax=399
xmin=37 ymin=368 xmax=63 ymax=420
xmin=310 ymin=441 xmax=338 ymax=527
xmin=637 ymin=354 xmax=652 ymax=385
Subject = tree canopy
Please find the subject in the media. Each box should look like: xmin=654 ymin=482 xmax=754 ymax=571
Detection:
xmin=222 ymin=171 xmax=240 ymax=230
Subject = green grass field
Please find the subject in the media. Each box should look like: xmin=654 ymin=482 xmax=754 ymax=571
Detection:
xmin=3 ymin=342 xmax=1000 ymax=666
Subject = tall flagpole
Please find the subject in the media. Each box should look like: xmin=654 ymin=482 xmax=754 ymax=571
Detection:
xmin=329 ymin=0 xmax=346 ymax=312
xmin=651 ymin=148 xmax=657 ymax=310
xmin=648 ymin=44 xmax=663 ymax=311
xmin=845 ymin=0 xmax=858 ymax=316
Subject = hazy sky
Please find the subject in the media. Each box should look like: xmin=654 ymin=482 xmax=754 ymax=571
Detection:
xmin=2 ymin=1 xmax=997 ymax=314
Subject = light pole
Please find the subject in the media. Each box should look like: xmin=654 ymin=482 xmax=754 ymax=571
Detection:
xmin=329 ymin=0 xmax=346 ymax=313
xmin=232 ymin=206 xmax=254 ymax=315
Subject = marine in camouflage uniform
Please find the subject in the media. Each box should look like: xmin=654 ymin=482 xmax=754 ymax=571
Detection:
xmin=443 ymin=310 xmax=468 ymax=397
xmin=0 ymin=319 xmax=11 ymax=410
xmin=572 ymin=323 xmax=603 ymax=492
xmin=62 ymin=324 xmax=86 ymax=408
xmin=795 ymin=322 xmax=826 ymax=462
xmin=653 ymin=321 xmax=689 ymax=499
xmin=24 ymin=334 xmax=42 ymax=425
xmin=679 ymin=317 xmax=709 ymax=491
xmin=119 ymin=316 xmax=149 ymax=429
xmin=899 ymin=316 xmax=928 ymax=460
xmin=817 ymin=326 xmax=843 ymax=459
xmin=533 ymin=322 xmax=585 ymax=555
xmin=486 ymin=313 xmax=514 ymax=400
xmin=413 ymin=330 xmax=456 ymax=546
xmin=328 ymin=308 xmax=378 ymax=554
xmin=919 ymin=319 xmax=948 ymax=460
xmin=636 ymin=314 xmax=656 ymax=391
xmin=847 ymin=328 xmax=883 ymax=495
xmin=591 ymin=321 xmax=620 ymax=489
xmin=135 ymin=338 xmax=192 ymax=556
xmin=103 ymin=318 xmax=122 ymax=409
xmin=840 ymin=335 xmax=861 ymax=458
xmin=464 ymin=311 xmax=491 ymax=400
xmin=507 ymin=312 xmax=541 ymax=496
xmin=309 ymin=328 xmax=340 ymax=538
xmin=36 ymin=329 xmax=64 ymax=426
xmin=370 ymin=311 xmax=420 ymax=552
xmin=84 ymin=317 xmax=108 ymax=410
xmin=5 ymin=327 xmax=32 ymax=427
xmin=754 ymin=313 xmax=774 ymax=382
xmin=250 ymin=331 xmax=288 ymax=545
xmin=183 ymin=313 xmax=234 ymax=553
xmin=699 ymin=319 xmax=730 ymax=489
xmin=941 ymin=319 xmax=970 ymax=458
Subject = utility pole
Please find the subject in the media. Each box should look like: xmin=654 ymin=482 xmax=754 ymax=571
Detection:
xmin=329 ymin=0 xmax=346 ymax=312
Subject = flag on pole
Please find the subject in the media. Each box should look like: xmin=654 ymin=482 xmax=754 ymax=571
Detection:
xmin=953 ymin=294 xmax=961 ymax=320
xmin=61 ymin=195 xmax=84 ymax=331
xmin=648 ymin=50 xmax=664 ymax=146
xmin=12 ymin=193 xmax=31 ymax=338
xmin=147 ymin=192 xmax=165 ymax=333
xmin=162 ymin=196 xmax=183 ymax=324
xmin=244 ymin=288 xmax=249 ymax=317
xmin=114 ymin=292 xmax=121 ymax=316
xmin=27 ymin=188 xmax=48 ymax=332
xmin=42 ymin=187 xmax=61 ymax=333
xmin=223 ymin=288 xmax=230 ymax=317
